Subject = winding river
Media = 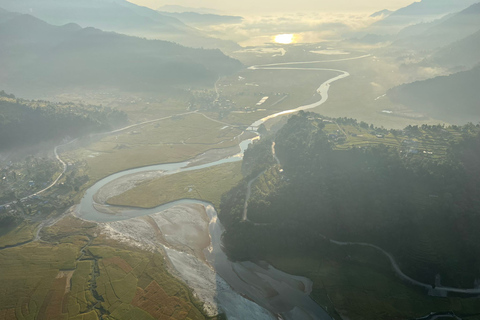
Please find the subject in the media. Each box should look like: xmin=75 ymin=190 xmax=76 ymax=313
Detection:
xmin=74 ymin=56 xmax=373 ymax=319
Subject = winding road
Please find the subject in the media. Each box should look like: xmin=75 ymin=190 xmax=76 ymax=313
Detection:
xmin=1 ymin=139 xmax=76 ymax=208
xmin=330 ymin=239 xmax=480 ymax=295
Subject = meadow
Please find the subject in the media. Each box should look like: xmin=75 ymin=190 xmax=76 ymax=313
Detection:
xmin=63 ymin=113 xmax=244 ymax=182
xmin=107 ymin=162 xmax=243 ymax=209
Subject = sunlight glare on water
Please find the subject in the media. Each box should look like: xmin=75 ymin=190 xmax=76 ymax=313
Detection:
xmin=274 ymin=34 xmax=295 ymax=44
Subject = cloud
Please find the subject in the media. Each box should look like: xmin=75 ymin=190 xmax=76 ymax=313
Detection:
xmin=200 ymin=12 xmax=381 ymax=46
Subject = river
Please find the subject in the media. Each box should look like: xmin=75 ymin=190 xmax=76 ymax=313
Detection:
xmin=74 ymin=57 xmax=372 ymax=319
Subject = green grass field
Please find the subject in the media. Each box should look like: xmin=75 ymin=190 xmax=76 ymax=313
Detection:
xmin=107 ymin=162 xmax=243 ymax=209
xmin=63 ymin=113 xmax=243 ymax=181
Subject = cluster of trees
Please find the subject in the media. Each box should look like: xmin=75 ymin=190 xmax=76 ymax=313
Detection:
xmin=241 ymin=138 xmax=275 ymax=178
xmin=219 ymin=111 xmax=480 ymax=288
xmin=0 ymin=91 xmax=128 ymax=151
xmin=0 ymin=215 xmax=21 ymax=237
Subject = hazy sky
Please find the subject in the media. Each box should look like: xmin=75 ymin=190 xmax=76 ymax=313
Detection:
xmin=130 ymin=0 xmax=416 ymax=14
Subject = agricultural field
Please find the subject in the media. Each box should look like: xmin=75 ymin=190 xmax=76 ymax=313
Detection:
xmin=62 ymin=113 xmax=245 ymax=182
xmin=88 ymin=246 xmax=207 ymax=320
xmin=0 ymin=241 xmax=81 ymax=320
xmin=216 ymin=68 xmax=337 ymax=126
xmin=0 ymin=215 xmax=220 ymax=320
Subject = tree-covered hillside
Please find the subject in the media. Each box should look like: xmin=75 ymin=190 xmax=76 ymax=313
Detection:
xmin=220 ymin=112 xmax=480 ymax=287
xmin=0 ymin=91 xmax=128 ymax=151
xmin=219 ymin=112 xmax=480 ymax=318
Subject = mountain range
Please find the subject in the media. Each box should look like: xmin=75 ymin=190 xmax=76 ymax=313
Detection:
xmin=392 ymin=3 xmax=480 ymax=51
xmin=364 ymin=0 xmax=479 ymax=36
xmin=0 ymin=9 xmax=243 ymax=97
xmin=0 ymin=0 xmax=239 ymax=50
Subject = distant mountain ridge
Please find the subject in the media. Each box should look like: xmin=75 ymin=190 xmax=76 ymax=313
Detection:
xmin=0 ymin=0 xmax=240 ymax=50
xmin=392 ymin=3 xmax=480 ymax=51
xmin=365 ymin=0 xmax=479 ymax=35
xmin=157 ymin=5 xmax=221 ymax=15
xmin=430 ymin=29 xmax=480 ymax=69
xmin=370 ymin=9 xmax=392 ymax=18
xmin=0 ymin=9 xmax=243 ymax=97
xmin=0 ymin=0 xmax=186 ymax=32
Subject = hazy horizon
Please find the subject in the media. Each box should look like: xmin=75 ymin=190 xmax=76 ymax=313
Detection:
xmin=130 ymin=0 xmax=416 ymax=14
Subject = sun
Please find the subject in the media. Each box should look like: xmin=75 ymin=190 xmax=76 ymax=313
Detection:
xmin=274 ymin=34 xmax=295 ymax=44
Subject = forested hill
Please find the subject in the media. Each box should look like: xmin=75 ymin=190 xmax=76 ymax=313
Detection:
xmin=0 ymin=9 xmax=243 ymax=96
xmin=0 ymin=91 xmax=128 ymax=151
xmin=219 ymin=112 xmax=480 ymax=291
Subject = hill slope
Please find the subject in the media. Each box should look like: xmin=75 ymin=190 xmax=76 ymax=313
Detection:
xmin=0 ymin=90 xmax=128 ymax=151
xmin=387 ymin=66 xmax=480 ymax=124
xmin=393 ymin=3 xmax=480 ymax=51
xmin=430 ymin=29 xmax=480 ymax=69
